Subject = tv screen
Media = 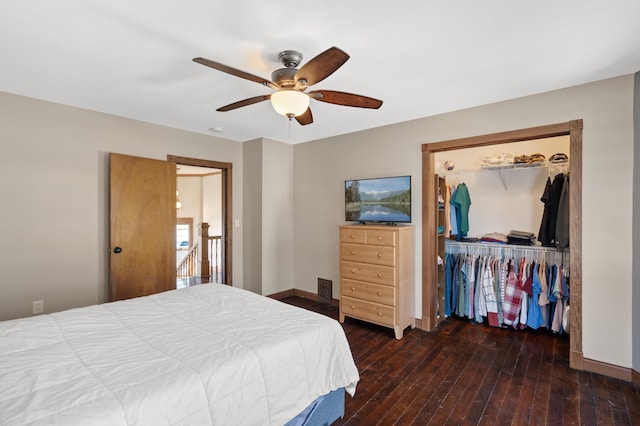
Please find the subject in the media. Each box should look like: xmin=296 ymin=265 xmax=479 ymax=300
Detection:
xmin=345 ymin=175 xmax=412 ymax=224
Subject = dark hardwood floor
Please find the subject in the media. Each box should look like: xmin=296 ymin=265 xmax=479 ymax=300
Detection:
xmin=280 ymin=296 xmax=640 ymax=426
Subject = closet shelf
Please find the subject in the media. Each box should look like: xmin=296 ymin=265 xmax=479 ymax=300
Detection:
xmin=483 ymin=160 xmax=569 ymax=190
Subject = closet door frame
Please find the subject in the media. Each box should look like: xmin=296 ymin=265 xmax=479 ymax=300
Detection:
xmin=421 ymin=119 xmax=583 ymax=371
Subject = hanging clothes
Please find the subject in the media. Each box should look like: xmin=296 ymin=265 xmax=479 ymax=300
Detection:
xmin=451 ymin=183 xmax=471 ymax=239
xmin=551 ymin=266 xmax=564 ymax=333
xmin=538 ymin=262 xmax=550 ymax=327
xmin=526 ymin=263 xmax=545 ymax=330
xmin=502 ymin=261 xmax=523 ymax=328
xmin=518 ymin=260 xmax=528 ymax=330
xmin=444 ymin=253 xmax=454 ymax=317
xmin=443 ymin=242 xmax=569 ymax=333
xmin=538 ymin=173 xmax=565 ymax=247
xmin=467 ymin=255 xmax=476 ymax=320
xmin=480 ymin=256 xmax=499 ymax=327
xmin=449 ymin=185 xmax=459 ymax=237
xmin=556 ymin=174 xmax=570 ymax=251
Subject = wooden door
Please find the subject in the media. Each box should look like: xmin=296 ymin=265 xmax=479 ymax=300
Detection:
xmin=109 ymin=153 xmax=176 ymax=301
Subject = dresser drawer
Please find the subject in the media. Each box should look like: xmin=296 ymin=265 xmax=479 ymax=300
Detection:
xmin=366 ymin=230 xmax=396 ymax=247
xmin=341 ymin=243 xmax=395 ymax=266
xmin=341 ymin=261 xmax=395 ymax=286
xmin=341 ymin=279 xmax=395 ymax=305
xmin=340 ymin=228 xmax=366 ymax=244
xmin=341 ymin=296 xmax=395 ymax=327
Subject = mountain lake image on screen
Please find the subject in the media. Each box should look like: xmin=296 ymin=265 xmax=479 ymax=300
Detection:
xmin=345 ymin=175 xmax=411 ymax=224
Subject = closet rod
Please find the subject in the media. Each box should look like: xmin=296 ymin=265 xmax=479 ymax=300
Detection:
xmin=445 ymin=240 xmax=567 ymax=254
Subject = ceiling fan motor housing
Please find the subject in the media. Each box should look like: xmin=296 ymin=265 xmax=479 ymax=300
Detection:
xmin=272 ymin=50 xmax=304 ymax=88
xmin=279 ymin=50 xmax=303 ymax=68
xmin=271 ymin=68 xmax=297 ymax=88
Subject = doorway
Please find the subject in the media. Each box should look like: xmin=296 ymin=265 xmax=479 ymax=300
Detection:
xmin=168 ymin=155 xmax=233 ymax=286
xmin=421 ymin=120 xmax=583 ymax=370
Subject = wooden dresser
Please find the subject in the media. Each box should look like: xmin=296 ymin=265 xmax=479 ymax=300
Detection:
xmin=338 ymin=224 xmax=415 ymax=339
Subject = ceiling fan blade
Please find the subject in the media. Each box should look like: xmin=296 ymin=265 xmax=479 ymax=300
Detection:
xmin=193 ymin=57 xmax=279 ymax=90
xmin=216 ymin=94 xmax=271 ymax=112
xmin=309 ymin=90 xmax=383 ymax=109
xmin=295 ymin=108 xmax=313 ymax=126
xmin=295 ymin=47 xmax=349 ymax=86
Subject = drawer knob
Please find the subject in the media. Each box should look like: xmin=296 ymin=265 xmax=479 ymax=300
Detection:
xmin=351 ymin=305 xmax=356 ymax=310
xmin=378 ymin=292 xmax=383 ymax=297
xmin=351 ymin=251 xmax=356 ymax=255
xmin=378 ymin=236 xmax=382 ymax=241
xmin=351 ymin=234 xmax=356 ymax=239
xmin=377 ymin=253 xmax=382 ymax=258
xmin=377 ymin=273 xmax=382 ymax=277
xmin=377 ymin=312 xmax=382 ymax=316
xmin=351 ymin=269 xmax=356 ymax=273
xmin=351 ymin=287 xmax=356 ymax=292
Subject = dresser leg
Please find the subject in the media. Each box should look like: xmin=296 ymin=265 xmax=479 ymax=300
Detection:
xmin=339 ymin=311 xmax=345 ymax=323
xmin=394 ymin=326 xmax=403 ymax=340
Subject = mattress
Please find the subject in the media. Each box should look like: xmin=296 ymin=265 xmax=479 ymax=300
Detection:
xmin=0 ymin=284 xmax=359 ymax=425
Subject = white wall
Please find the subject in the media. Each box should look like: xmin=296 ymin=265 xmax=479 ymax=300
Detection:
xmin=0 ymin=91 xmax=244 ymax=320
xmin=434 ymin=136 xmax=570 ymax=239
xmin=293 ymin=74 xmax=635 ymax=369
xmin=203 ymin=173 xmax=222 ymax=237
xmin=177 ymin=176 xmax=203 ymax=245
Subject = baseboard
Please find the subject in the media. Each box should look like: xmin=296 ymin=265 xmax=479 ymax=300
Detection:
xmin=268 ymin=288 xmax=339 ymax=307
xmin=632 ymin=369 xmax=640 ymax=387
xmin=569 ymin=350 xmax=584 ymax=371
xmin=583 ymin=357 xmax=633 ymax=382
xmin=414 ymin=318 xmax=423 ymax=330
xmin=267 ymin=289 xmax=296 ymax=300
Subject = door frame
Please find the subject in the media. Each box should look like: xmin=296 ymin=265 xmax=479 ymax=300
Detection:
xmin=167 ymin=155 xmax=233 ymax=286
xmin=421 ymin=119 xmax=583 ymax=370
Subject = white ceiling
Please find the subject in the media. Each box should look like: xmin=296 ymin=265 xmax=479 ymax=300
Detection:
xmin=2 ymin=1 xmax=640 ymax=145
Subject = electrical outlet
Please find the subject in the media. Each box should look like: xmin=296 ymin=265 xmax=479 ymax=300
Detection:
xmin=32 ymin=300 xmax=43 ymax=314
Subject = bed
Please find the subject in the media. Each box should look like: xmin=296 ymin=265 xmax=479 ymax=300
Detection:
xmin=0 ymin=284 xmax=359 ymax=425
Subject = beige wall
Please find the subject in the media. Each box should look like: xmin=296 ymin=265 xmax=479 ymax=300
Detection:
xmin=0 ymin=91 xmax=244 ymax=320
xmin=261 ymin=138 xmax=294 ymax=296
xmin=242 ymin=138 xmax=295 ymax=296
xmin=243 ymin=139 xmax=263 ymax=294
xmin=293 ymin=74 xmax=635 ymax=369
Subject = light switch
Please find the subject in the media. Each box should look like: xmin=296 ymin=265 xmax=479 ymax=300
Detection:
xmin=234 ymin=219 xmax=240 ymax=228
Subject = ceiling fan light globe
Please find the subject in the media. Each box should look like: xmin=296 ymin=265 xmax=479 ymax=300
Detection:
xmin=271 ymin=90 xmax=309 ymax=117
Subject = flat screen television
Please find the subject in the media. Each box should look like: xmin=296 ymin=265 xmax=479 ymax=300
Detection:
xmin=345 ymin=175 xmax=411 ymax=224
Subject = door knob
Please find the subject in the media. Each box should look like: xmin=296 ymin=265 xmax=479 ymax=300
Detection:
xmin=113 ymin=247 xmax=123 ymax=254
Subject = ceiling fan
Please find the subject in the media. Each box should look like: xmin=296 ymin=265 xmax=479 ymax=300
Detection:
xmin=193 ymin=47 xmax=383 ymax=125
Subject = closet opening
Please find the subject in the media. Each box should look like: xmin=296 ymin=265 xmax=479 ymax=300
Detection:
xmin=421 ymin=120 xmax=583 ymax=371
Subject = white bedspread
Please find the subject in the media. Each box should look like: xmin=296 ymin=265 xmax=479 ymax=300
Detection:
xmin=0 ymin=284 xmax=359 ymax=425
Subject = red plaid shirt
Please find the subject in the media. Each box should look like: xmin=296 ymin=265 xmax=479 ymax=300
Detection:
xmin=502 ymin=266 xmax=523 ymax=327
